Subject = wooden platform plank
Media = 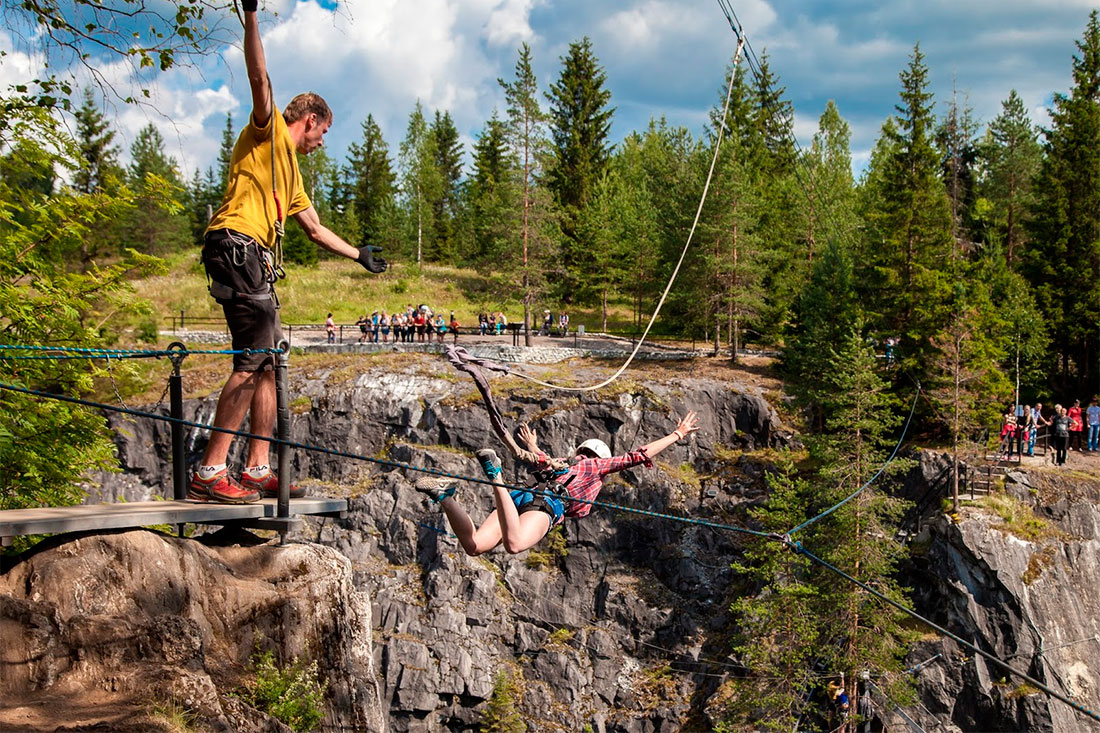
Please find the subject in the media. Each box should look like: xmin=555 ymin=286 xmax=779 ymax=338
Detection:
xmin=0 ymin=497 xmax=348 ymax=539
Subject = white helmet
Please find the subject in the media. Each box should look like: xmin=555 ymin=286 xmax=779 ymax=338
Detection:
xmin=576 ymin=438 xmax=611 ymax=460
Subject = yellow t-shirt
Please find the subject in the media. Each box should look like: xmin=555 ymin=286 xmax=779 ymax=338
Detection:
xmin=206 ymin=105 xmax=312 ymax=247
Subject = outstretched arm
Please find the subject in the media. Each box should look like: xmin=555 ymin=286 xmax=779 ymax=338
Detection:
xmin=242 ymin=2 xmax=272 ymax=130
xmin=293 ymin=206 xmax=388 ymax=272
xmin=640 ymin=411 xmax=700 ymax=460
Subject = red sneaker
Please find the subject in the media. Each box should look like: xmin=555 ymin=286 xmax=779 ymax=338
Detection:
xmin=188 ymin=469 xmax=261 ymax=504
xmin=240 ymin=470 xmax=306 ymax=499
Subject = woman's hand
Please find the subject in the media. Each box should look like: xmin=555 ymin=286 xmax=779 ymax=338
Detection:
xmin=674 ymin=411 xmax=700 ymax=440
xmin=518 ymin=423 xmax=539 ymax=450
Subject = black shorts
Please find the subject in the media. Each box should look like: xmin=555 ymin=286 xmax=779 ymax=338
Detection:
xmin=202 ymin=229 xmax=283 ymax=372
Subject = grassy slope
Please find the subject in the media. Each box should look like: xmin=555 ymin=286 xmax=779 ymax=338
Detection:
xmin=134 ymin=251 xmax=635 ymax=331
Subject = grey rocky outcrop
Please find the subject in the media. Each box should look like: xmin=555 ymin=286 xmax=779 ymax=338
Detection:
xmin=0 ymin=529 xmax=384 ymax=732
xmin=85 ymin=355 xmax=781 ymax=730
xmin=904 ymin=457 xmax=1100 ymax=733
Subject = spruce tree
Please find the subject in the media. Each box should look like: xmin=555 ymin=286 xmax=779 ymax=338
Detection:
xmin=545 ymin=36 xmax=614 ymax=301
xmin=936 ymin=87 xmax=980 ymax=257
xmin=429 ymin=110 xmax=464 ymax=261
xmin=346 ymin=114 xmax=397 ymax=251
xmin=809 ymin=325 xmax=915 ymax=703
xmin=1023 ymin=11 xmax=1100 ymax=391
xmin=466 ymin=113 xmax=515 ymax=267
xmin=859 ymin=44 xmax=953 ymax=376
xmin=72 ymin=88 xmax=121 ymax=195
xmin=123 ymin=123 xmax=190 ymax=254
xmin=71 ymin=87 xmax=124 ymax=267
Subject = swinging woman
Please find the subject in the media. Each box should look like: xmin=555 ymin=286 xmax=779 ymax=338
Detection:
xmin=417 ymin=348 xmax=700 ymax=555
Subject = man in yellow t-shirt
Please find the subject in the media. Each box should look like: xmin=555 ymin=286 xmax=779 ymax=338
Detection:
xmin=190 ymin=0 xmax=387 ymax=504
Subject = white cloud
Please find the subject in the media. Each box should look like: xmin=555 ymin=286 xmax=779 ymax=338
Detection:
xmin=484 ymin=0 xmax=538 ymax=46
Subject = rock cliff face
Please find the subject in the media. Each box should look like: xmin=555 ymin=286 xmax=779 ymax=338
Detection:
xmin=0 ymin=529 xmax=384 ymax=733
xmin=27 ymin=353 xmax=1100 ymax=731
xmin=902 ymin=455 xmax=1100 ymax=733
xmin=88 ymin=356 xmax=783 ymax=731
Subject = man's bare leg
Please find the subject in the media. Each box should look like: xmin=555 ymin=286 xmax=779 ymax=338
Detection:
xmin=245 ymin=371 xmax=276 ymax=467
xmin=202 ymin=370 xmax=263 ymax=466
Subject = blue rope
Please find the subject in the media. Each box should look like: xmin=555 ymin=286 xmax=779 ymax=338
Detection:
xmin=785 ymin=387 xmax=921 ymax=537
xmin=0 ymin=381 xmax=771 ymax=539
xmin=786 ymin=541 xmax=1100 ymax=725
xmin=0 ymin=343 xmax=284 ymax=358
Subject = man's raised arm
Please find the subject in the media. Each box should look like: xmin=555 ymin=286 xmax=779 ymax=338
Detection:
xmin=241 ymin=0 xmax=272 ymax=129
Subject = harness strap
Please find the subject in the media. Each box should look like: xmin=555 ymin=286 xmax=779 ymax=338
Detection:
xmin=209 ymin=279 xmax=272 ymax=303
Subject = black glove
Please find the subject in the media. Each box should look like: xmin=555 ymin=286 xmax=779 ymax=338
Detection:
xmin=357 ymin=245 xmax=387 ymax=274
xmin=241 ymin=0 xmax=258 ymax=12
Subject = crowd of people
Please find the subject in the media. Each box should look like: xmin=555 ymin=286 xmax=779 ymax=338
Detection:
xmin=997 ymin=398 xmax=1100 ymax=465
xmin=352 ymin=305 xmax=461 ymax=344
xmin=324 ymin=306 xmax=572 ymax=344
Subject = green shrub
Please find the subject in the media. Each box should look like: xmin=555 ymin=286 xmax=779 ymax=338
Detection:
xmin=481 ymin=668 xmax=526 ymax=732
xmin=240 ymin=649 xmax=327 ymax=732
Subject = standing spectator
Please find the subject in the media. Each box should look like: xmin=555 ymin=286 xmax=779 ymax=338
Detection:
xmin=370 ymin=310 xmax=380 ymax=343
xmin=488 ymin=311 xmax=497 ymax=335
xmin=478 ymin=311 xmax=488 ymax=336
xmin=1030 ymin=403 xmax=1050 ymax=457
xmin=997 ymin=413 xmax=1017 ymax=460
xmin=1019 ymin=407 xmax=1035 ymax=458
xmin=1052 ymin=404 xmax=1071 ymax=466
xmin=496 ymin=311 xmax=507 ymax=335
xmin=355 ymin=313 xmax=369 ymax=343
xmin=434 ymin=313 xmax=446 ymax=343
xmin=1088 ymin=398 xmax=1100 ymax=451
xmin=380 ymin=310 xmax=390 ymax=343
xmin=559 ymin=311 xmax=569 ymax=335
xmin=450 ymin=311 xmax=460 ymax=344
xmin=414 ymin=309 xmax=427 ymax=342
xmin=1068 ymin=399 xmax=1084 ymax=451
xmin=1014 ymin=403 xmax=1027 ymax=457
xmin=325 ymin=313 xmax=336 ymax=344
xmin=540 ymin=309 xmax=552 ymax=336
xmin=425 ymin=310 xmax=436 ymax=342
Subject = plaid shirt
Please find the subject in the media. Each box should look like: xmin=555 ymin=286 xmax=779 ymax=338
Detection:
xmin=532 ymin=447 xmax=653 ymax=519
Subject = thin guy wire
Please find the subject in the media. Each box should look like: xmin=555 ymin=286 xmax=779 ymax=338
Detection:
xmin=785 ymin=386 xmax=921 ymax=536
xmin=0 ymin=343 xmax=284 ymax=357
xmin=789 ymin=542 xmax=1100 ymax=725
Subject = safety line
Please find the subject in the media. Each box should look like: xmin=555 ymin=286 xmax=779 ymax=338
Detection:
xmin=0 ymin=381 xmax=771 ymax=539
xmin=786 ymin=542 xmax=1100 ymax=725
xmin=0 ymin=343 xmax=283 ymax=357
xmin=511 ymin=35 xmax=746 ymax=393
xmin=785 ymin=386 xmax=921 ymax=536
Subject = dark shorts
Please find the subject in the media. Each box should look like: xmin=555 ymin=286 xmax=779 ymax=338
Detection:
xmin=202 ymin=229 xmax=283 ymax=372
xmin=509 ymin=488 xmax=565 ymax=526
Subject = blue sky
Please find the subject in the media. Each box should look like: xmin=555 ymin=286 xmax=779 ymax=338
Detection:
xmin=2 ymin=0 xmax=1096 ymax=179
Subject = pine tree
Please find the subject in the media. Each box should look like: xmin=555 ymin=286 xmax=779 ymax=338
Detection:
xmin=500 ymin=43 xmax=559 ymax=346
xmin=215 ymin=112 xmax=235 ymax=200
xmin=977 ymin=90 xmax=1041 ymax=265
xmin=936 ymin=86 xmax=981 ymax=257
xmin=399 ymin=101 xmax=444 ymax=264
xmin=545 ymin=37 xmax=614 ymax=300
xmin=1023 ymin=11 xmax=1100 ymax=392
